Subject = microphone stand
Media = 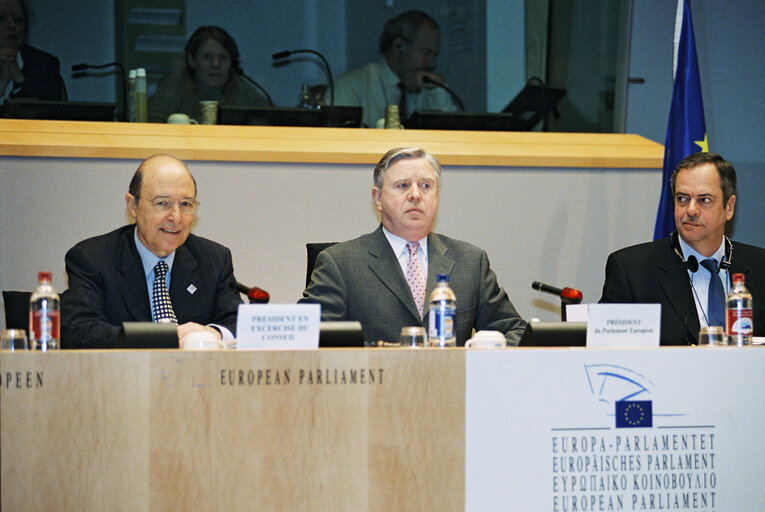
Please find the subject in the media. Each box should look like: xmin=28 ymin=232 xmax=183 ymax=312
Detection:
xmin=531 ymin=281 xmax=583 ymax=321
xmin=237 ymin=68 xmax=274 ymax=106
xmin=272 ymin=49 xmax=334 ymax=106
xmin=72 ymin=62 xmax=127 ymax=121
xmin=421 ymin=75 xmax=465 ymax=111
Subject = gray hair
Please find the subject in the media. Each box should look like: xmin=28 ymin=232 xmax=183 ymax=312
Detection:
xmin=379 ymin=10 xmax=439 ymax=55
xmin=373 ymin=147 xmax=441 ymax=190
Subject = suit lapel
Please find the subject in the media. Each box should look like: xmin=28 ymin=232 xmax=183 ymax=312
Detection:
xmin=117 ymin=227 xmax=152 ymax=321
xmin=423 ymin=233 xmax=455 ymax=324
xmin=658 ymin=239 xmax=699 ymax=342
xmin=169 ymin=244 xmax=199 ymax=322
xmin=426 ymin=233 xmax=455 ymax=297
xmin=366 ymin=227 xmax=422 ymax=321
xmin=728 ymin=241 xmax=749 ymax=281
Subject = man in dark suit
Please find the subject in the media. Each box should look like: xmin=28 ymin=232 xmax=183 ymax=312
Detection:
xmin=62 ymin=154 xmax=242 ymax=348
xmin=300 ymin=147 xmax=526 ymax=345
xmin=600 ymin=152 xmax=765 ymax=345
xmin=1 ymin=0 xmax=66 ymax=103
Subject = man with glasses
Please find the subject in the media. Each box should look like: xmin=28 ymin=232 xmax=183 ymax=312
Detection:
xmin=330 ymin=10 xmax=459 ymax=128
xmin=62 ymin=154 xmax=242 ymax=348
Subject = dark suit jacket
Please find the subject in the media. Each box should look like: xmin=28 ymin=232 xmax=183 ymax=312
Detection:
xmin=599 ymin=235 xmax=765 ymax=345
xmin=11 ymin=45 xmax=66 ymax=101
xmin=299 ymin=225 xmax=526 ymax=345
xmin=62 ymin=225 xmax=242 ymax=348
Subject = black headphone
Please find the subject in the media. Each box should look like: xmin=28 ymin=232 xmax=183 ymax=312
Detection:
xmin=671 ymin=231 xmax=733 ymax=273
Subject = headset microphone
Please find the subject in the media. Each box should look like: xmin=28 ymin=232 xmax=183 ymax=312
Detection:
xmin=685 ymin=255 xmax=699 ymax=273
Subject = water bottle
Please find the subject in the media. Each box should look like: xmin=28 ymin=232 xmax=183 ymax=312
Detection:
xmin=29 ymin=271 xmax=60 ymax=351
xmin=127 ymin=68 xmax=137 ymax=122
xmin=135 ymin=68 xmax=148 ymax=123
xmin=428 ymin=274 xmax=456 ymax=347
xmin=726 ymin=273 xmax=752 ymax=346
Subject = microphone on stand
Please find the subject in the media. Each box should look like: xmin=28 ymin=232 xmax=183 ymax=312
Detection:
xmin=531 ymin=281 xmax=583 ymax=302
xmin=532 ymin=281 xmax=583 ymax=321
xmin=421 ymin=75 xmax=465 ymax=111
xmin=231 ymin=280 xmax=270 ymax=304
xmin=236 ymin=68 xmax=274 ymax=106
xmin=71 ymin=62 xmax=127 ymax=121
xmin=272 ymin=49 xmax=334 ymax=106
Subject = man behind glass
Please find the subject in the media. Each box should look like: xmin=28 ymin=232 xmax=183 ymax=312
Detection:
xmin=330 ymin=10 xmax=459 ymax=128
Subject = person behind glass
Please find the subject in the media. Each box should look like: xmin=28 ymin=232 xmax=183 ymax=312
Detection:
xmin=300 ymin=147 xmax=526 ymax=346
xmin=330 ymin=10 xmax=459 ymax=128
xmin=148 ymin=25 xmax=268 ymax=123
xmin=62 ymin=154 xmax=243 ymax=349
xmin=0 ymin=0 xmax=66 ymax=105
xmin=599 ymin=152 xmax=765 ymax=345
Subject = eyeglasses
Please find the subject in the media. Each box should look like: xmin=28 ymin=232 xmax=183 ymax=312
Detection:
xmin=139 ymin=196 xmax=199 ymax=215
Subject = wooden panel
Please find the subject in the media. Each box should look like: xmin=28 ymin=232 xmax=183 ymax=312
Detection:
xmin=0 ymin=349 xmax=465 ymax=511
xmin=0 ymin=119 xmax=664 ymax=168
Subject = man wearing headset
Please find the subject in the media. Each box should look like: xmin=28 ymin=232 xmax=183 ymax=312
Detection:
xmin=599 ymin=152 xmax=765 ymax=345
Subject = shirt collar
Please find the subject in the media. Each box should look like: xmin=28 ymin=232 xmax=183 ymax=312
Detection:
xmin=380 ymin=59 xmax=401 ymax=90
xmin=382 ymin=225 xmax=428 ymax=261
xmin=678 ymin=235 xmax=725 ymax=269
xmin=134 ymin=227 xmax=176 ymax=277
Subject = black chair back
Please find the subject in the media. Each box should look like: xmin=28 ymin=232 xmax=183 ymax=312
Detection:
xmin=2 ymin=291 xmax=32 ymax=336
xmin=305 ymin=242 xmax=337 ymax=287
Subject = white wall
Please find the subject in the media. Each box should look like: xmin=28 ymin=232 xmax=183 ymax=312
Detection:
xmin=0 ymin=156 xmax=659 ymax=331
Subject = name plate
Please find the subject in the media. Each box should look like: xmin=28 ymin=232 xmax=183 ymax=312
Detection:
xmin=236 ymin=304 xmax=320 ymax=349
xmin=587 ymin=303 xmax=660 ymax=347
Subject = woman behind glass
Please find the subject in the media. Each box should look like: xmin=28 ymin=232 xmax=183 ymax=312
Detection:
xmin=148 ymin=25 xmax=268 ymax=123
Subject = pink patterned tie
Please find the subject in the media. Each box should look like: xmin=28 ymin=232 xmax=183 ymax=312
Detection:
xmin=406 ymin=242 xmax=426 ymax=319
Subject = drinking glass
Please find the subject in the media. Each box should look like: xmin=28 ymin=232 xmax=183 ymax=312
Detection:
xmin=1 ymin=329 xmax=29 ymax=351
xmin=399 ymin=326 xmax=427 ymax=347
xmin=698 ymin=326 xmax=726 ymax=346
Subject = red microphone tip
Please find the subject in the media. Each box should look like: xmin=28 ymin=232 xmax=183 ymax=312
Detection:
xmin=248 ymin=288 xmax=270 ymax=303
xmin=561 ymin=287 xmax=583 ymax=300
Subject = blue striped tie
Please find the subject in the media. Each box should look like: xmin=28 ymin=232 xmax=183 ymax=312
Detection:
xmin=700 ymin=259 xmax=725 ymax=327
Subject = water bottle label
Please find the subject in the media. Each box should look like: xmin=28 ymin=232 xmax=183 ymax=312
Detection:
xmin=429 ymin=308 xmax=455 ymax=339
xmin=727 ymin=309 xmax=753 ymax=335
xmin=31 ymin=310 xmax=60 ymax=341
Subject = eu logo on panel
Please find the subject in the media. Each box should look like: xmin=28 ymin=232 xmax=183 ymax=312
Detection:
xmin=615 ymin=400 xmax=653 ymax=428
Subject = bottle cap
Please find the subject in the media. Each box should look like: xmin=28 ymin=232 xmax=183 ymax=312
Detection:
xmin=732 ymin=273 xmax=745 ymax=282
xmin=38 ymin=271 xmax=52 ymax=281
xmin=436 ymin=274 xmax=449 ymax=282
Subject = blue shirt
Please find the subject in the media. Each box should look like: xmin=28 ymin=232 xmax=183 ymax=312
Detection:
xmin=680 ymin=236 xmax=729 ymax=328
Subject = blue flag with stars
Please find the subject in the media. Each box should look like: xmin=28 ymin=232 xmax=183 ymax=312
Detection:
xmin=654 ymin=0 xmax=708 ymax=240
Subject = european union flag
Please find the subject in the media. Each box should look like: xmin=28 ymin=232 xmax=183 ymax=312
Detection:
xmin=654 ymin=0 xmax=708 ymax=240
xmin=616 ymin=400 xmax=653 ymax=428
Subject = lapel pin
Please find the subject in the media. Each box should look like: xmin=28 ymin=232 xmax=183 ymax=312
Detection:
xmin=187 ymin=284 xmax=197 ymax=294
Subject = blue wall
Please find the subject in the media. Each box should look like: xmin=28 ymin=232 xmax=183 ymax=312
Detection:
xmin=627 ymin=0 xmax=765 ymax=246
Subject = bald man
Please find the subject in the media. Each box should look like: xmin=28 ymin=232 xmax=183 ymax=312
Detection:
xmin=62 ymin=154 xmax=242 ymax=348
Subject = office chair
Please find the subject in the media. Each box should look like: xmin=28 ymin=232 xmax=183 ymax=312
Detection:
xmin=2 ymin=290 xmax=31 ymax=336
xmin=305 ymin=242 xmax=337 ymax=287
